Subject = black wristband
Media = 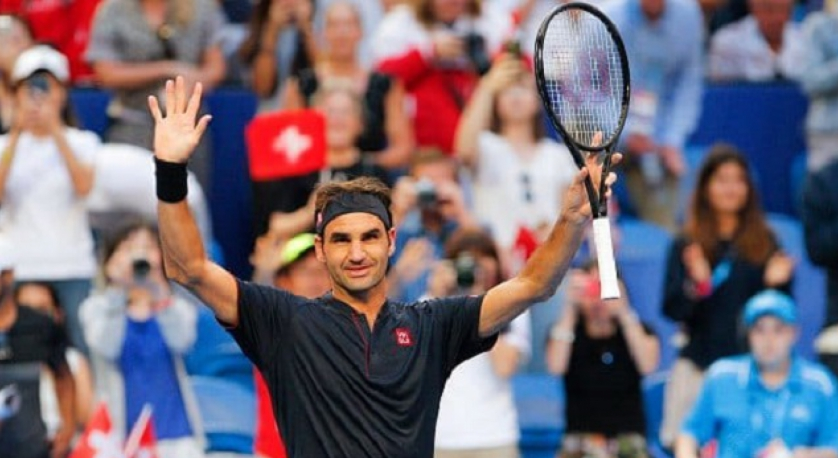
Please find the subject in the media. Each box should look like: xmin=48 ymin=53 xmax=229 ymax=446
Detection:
xmin=155 ymin=157 xmax=188 ymax=203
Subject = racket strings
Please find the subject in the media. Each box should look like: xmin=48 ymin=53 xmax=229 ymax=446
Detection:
xmin=542 ymin=10 xmax=625 ymax=149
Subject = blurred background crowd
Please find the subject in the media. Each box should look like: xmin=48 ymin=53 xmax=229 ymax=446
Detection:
xmin=1 ymin=0 xmax=838 ymax=457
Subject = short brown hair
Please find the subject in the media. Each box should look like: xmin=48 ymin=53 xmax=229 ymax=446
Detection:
xmin=313 ymin=176 xmax=393 ymax=225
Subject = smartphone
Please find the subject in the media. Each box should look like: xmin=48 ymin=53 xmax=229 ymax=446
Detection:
xmin=26 ymin=73 xmax=50 ymax=99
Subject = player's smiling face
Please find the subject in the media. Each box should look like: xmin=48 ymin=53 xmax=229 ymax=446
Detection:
xmin=316 ymin=213 xmax=396 ymax=297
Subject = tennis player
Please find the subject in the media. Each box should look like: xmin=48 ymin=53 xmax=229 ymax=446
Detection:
xmin=148 ymin=77 xmax=620 ymax=457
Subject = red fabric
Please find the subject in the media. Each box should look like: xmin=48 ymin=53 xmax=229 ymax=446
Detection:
xmin=0 ymin=0 xmax=100 ymax=83
xmin=125 ymin=408 xmax=159 ymax=458
xmin=254 ymin=369 xmax=287 ymax=458
xmin=69 ymin=403 xmax=122 ymax=458
xmin=246 ymin=109 xmax=327 ymax=181
xmin=377 ymin=49 xmax=478 ymax=155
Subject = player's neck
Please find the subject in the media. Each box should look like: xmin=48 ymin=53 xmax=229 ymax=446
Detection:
xmin=332 ymin=281 xmax=389 ymax=328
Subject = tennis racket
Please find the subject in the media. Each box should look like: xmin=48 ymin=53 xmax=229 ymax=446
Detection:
xmin=534 ymin=2 xmax=630 ymax=300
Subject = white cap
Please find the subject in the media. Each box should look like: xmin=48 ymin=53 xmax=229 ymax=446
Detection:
xmin=11 ymin=45 xmax=69 ymax=85
xmin=0 ymin=236 xmax=15 ymax=272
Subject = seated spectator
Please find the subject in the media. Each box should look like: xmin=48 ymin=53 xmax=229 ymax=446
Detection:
xmin=431 ymin=227 xmax=530 ymax=458
xmin=239 ymin=0 xmax=316 ymax=111
xmin=604 ymin=0 xmax=703 ymax=232
xmin=80 ymin=221 xmax=205 ymax=458
xmin=0 ymin=0 xmax=100 ymax=83
xmin=372 ymin=0 xmax=510 ymax=155
xmin=0 ymin=14 xmax=33 ymax=133
xmin=249 ymin=232 xmax=330 ymax=458
xmin=388 ymin=149 xmax=477 ymax=302
xmin=799 ymin=8 xmax=838 ymax=172
xmin=283 ymin=1 xmax=413 ymax=169
xmin=802 ymin=159 xmax=838 ymax=377
xmin=708 ymin=0 xmax=805 ymax=82
xmin=0 ymin=240 xmax=75 ymax=458
xmin=14 ymin=281 xmax=94 ymax=437
xmin=455 ymin=52 xmax=576 ymax=253
xmin=676 ymin=291 xmax=838 ymax=458
xmin=85 ymin=0 xmax=226 ymax=190
xmin=254 ymin=81 xmax=392 ymax=238
xmin=546 ymin=262 xmax=659 ymax=458
xmin=0 ymin=45 xmax=98 ymax=354
xmin=659 ymin=144 xmax=794 ymax=449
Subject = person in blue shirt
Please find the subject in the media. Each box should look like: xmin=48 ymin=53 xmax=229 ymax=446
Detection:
xmin=604 ymin=0 xmax=704 ymax=231
xmin=676 ymin=290 xmax=838 ymax=458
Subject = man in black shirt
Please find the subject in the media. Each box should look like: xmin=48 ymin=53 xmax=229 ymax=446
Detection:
xmin=147 ymin=77 xmax=621 ymax=458
xmin=0 ymin=242 xmax=75 ymax=458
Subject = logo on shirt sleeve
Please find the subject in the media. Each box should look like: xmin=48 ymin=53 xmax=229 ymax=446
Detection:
xmin=394 ymin=328 xmax=414 ymax=347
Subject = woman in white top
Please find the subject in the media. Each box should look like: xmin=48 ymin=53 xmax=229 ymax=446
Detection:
xmin=427 ymin=227 xmax=530 ymax=458
xmin=0 ymin=46 xmax=98 ymax=353
xmin=455 ymin=53 xmax=577 ymax=256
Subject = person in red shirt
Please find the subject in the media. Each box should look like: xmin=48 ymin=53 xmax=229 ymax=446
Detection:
xmin=0 ymin=0 xmax=101 ymax=83
xmin=371 ymin=0 xmax=510 ymax=155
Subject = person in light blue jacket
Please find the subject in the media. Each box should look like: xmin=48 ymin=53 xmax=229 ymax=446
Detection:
xmin=799 ymin=7 xmax=838 ymax=172
xmin=604 ymin=0 xmax=704 ymax=232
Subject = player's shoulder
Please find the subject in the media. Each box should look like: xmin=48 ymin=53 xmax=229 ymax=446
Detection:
xmin=705 ymin=355 xmax=751 ymax=384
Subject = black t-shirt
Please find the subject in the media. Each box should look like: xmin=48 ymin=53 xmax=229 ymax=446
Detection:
xmin=251 ymin=158 xmax=393 ymax=236
xmin=662 ymin=236 xmax=789 ymax=369
xmin=226 ymin=280 xmax=498 ymax=458
xmin=0 ymin=306 xmax=69 ymax=458
xmin=564 ymin=318 xmax=654 ymax=437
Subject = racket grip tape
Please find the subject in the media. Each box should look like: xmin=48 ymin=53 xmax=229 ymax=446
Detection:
xmin=592 ymin=217 xmax=621 ymax=300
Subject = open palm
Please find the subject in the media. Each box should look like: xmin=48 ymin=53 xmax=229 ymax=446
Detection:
xmin=147 ymin=76 xmax=212 ymax=163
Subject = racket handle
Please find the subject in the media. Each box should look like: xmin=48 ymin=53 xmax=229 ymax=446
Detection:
xmin=592 ymin=217 xmax=621 ymax=300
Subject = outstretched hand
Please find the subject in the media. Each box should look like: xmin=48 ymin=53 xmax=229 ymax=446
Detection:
xmin=148 ymin=76 xmax=212 ymax=164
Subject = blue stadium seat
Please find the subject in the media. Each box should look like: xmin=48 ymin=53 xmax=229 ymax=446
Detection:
xmin=69 ymin=88 xmax=111 ymax=138
xmin=185 ymin=307 xmax=255 ymax=391
xmin=789 ymin=153 xmax=807 ymax=217
xmin=514 ymin=374 xmax=563 ymax=458
xmin=766 ymin=214 xmax=827 ymax=360
xmin=191 ymin=375 xmax=255 ymax=454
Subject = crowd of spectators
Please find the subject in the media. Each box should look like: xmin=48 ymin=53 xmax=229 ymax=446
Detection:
xmin=1 ymin=0 xmax=838 ymax=457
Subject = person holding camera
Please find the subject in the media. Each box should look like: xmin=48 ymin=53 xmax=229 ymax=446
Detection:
xmin=428 ymin=227 xmax=530 ymax=458
xmin=455 ymin=51 xmax=577 ymax=253
xmin=389 ymin=149 xmax=478 ymax=302
xmin=79 ymin=220 xmax=205 ymax=458
xmin=372 ymin=0 xmax=510 ymax=155
xmin=546 ymin=262 xmax=659 ymax=458
xmin=0 ymin=45 xmax=98 ymax=356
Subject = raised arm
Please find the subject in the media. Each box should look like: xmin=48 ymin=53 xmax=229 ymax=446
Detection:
xmin=149 ymin=77 xmax=239 ymax=325
xmin=479 ymin=153 xmax=621 ymax=336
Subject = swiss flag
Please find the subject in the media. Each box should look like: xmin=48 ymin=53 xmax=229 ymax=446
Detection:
xmin=513 ymin=226 xmax=540 ymax=262
xmin=69 ymin=403 xmax=123 ymax=458
xmin=124 ymin=405 xmax=158 ymax=458
xmin=246 ymin=109 xmax=327 ymax=181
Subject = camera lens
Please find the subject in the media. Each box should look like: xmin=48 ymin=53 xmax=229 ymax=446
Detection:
xmin=455 ymin=254 xmax=476 ymax=288
xmin=132 ymin=258 xmax=151 ymax=282
xmin=415 ymin=179 xmax=438 ymax=209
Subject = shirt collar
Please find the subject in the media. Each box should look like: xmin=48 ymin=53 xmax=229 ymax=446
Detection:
xmin=321 ymin=293 xmax=391 ymax=319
